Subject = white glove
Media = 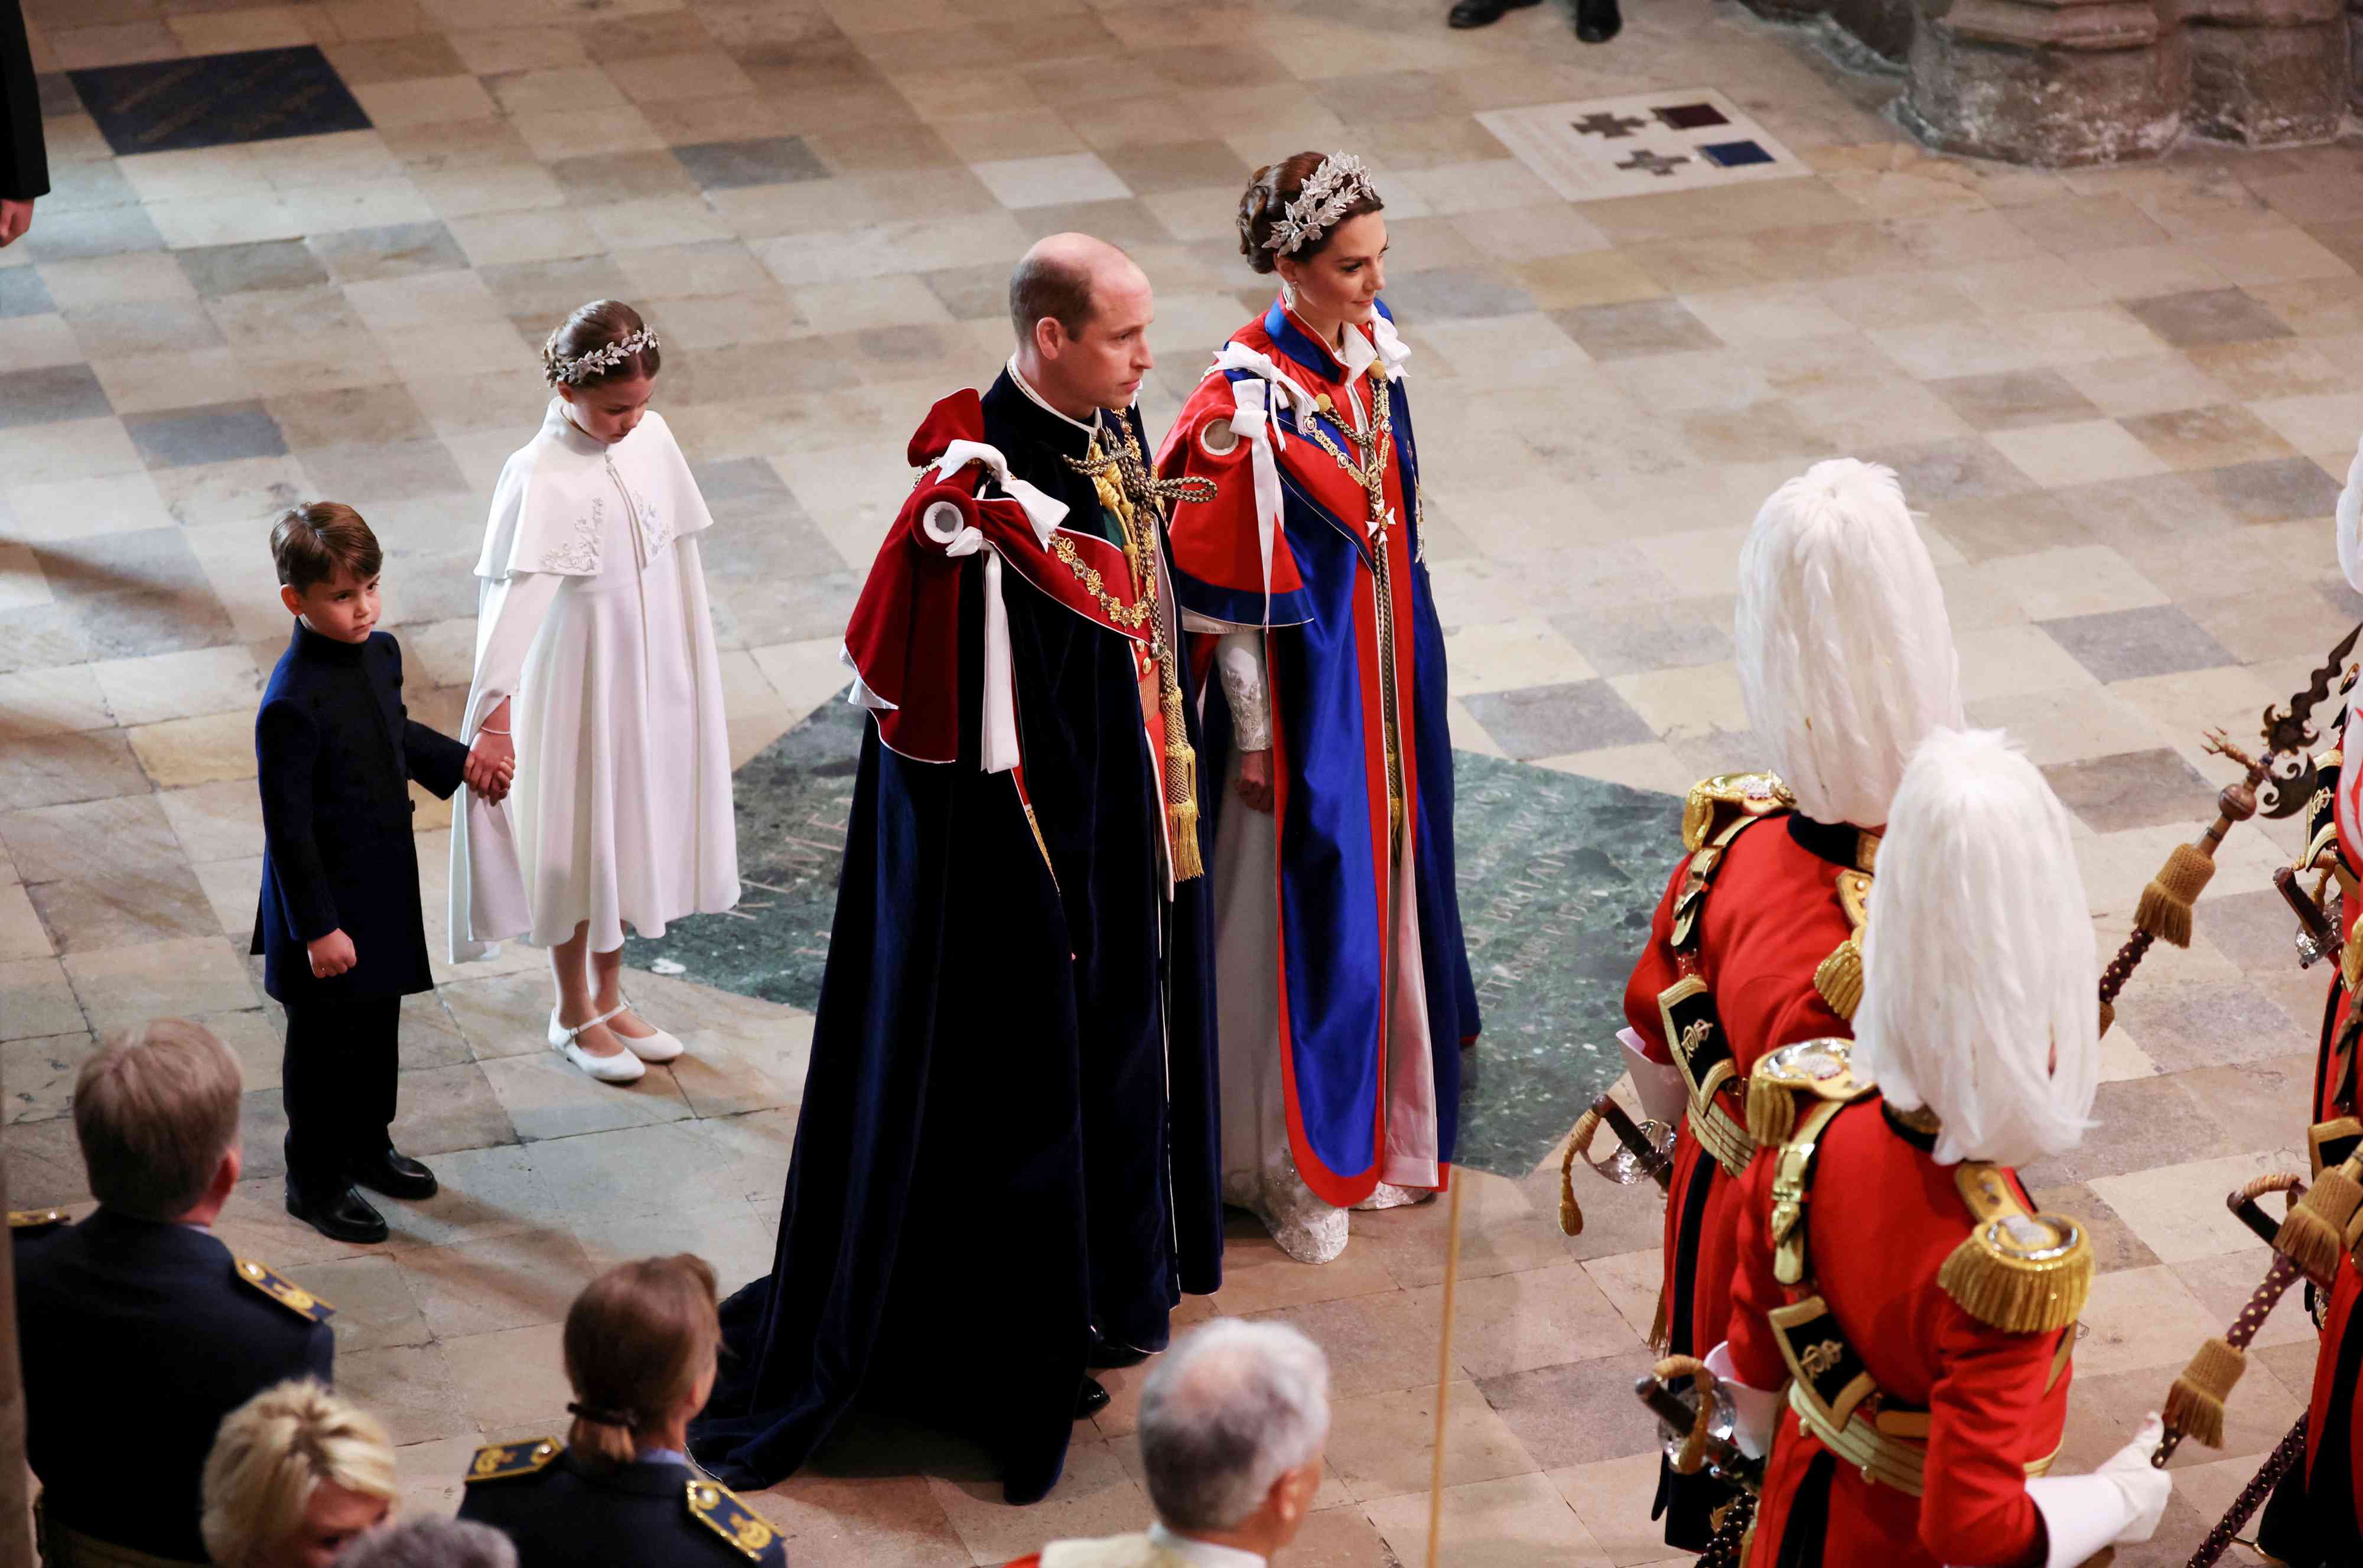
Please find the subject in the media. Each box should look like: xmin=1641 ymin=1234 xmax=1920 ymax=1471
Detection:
xmin=2013 ymin=1415 xmax=2172 ymax=1568
xmin=1619 ymin=1027 xmax=1690 ymax=1128
xmin=1703 ymin=1341 xmax=1783 ymax=1460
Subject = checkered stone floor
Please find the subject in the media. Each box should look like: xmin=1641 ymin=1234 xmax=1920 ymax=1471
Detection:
xmin=6 ymin=0 xmax=2363 ymax=1562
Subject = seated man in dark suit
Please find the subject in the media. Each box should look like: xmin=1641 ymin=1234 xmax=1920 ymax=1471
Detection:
xmin=16 ymin=1019 xmax=336 ymax=1567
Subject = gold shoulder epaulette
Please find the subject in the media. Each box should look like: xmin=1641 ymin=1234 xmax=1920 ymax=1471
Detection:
xmin=686 ymin=1478 xmax=787 ymax=1564
xmin=466 ymin=1438 xmax=561 ymax=1483
xmin=7 ymin=1208 xmax=65 ymax=1232
xmin=1744 ymin=1037 xmax=1875 ymax=1147
xmin=1936 ymin=1164 xmax=2089 ymax=1334
xmin=1812 ymin=870 xmax=1872 ymax=1022
xmin=233 ymin=1258 xmax=334 ymax=1323
xmin=1681 ymin=772 xmax=1794 ymax=853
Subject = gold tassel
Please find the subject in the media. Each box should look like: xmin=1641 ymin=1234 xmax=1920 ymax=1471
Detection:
xmin=2277 ymin=1159 xmax=2363 ymax=1280
xmin=2098 ymin=1000 xmax=2114 ymax=1037
xmin=2162 ymin=1337 xmax=2244 ymax=1450
xmin=1558 ymin=1117 xmax=1589 ymax=1239
xmin=1648 ymin=1287 xmax=1669 ymax=1356
xmin=1161 ymin=693 xmax=1203 ymax=883
xmin=1813 ymin=937 xmax=1863 ymax=1020
xmin=1651 ymin=1356 xmax=1714 ymax=1475
xmin=1746 ymin=1075 xmax=1796 ymax=1149
xmin=2134 ymin=842 xmax=2215 ymax=948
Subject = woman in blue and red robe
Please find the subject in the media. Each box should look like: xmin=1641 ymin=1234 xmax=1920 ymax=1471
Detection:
xmin=1155 ymin=152 xmax=1478 ymax=1263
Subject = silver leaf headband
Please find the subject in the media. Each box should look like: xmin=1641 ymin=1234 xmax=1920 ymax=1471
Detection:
xmin=1264 ymin=152 xmax=1378 ymax=257
xmin=544 ymin=325 xmax=659 ymax=386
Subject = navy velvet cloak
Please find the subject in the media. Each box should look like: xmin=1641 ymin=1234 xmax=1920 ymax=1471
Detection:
xmin=691 ymin=372 xmax=1222 ymax=1505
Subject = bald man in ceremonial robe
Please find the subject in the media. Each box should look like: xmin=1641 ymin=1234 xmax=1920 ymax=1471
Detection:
xmin=691 ymin=236 xmax=1222 ymax=1507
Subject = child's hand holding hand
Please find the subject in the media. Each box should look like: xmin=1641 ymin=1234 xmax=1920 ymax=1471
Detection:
xmin=467 ymin=730 xmax=515 ymax=801
xmin=308 ymin=928 xmax=357 ymax=978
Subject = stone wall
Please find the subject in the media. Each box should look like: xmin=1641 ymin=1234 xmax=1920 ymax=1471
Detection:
xmin=1744 ymin=0 xmax=2356 ymax=163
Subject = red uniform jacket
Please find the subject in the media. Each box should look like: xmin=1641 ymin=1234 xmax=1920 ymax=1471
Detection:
xmin=1726 ymin=1101 xmax=2071 ymax=1568
xmin=2294 ymin=1254 xmax=2363 ymax=1558
xmin=2317 ymin=698 xmax=2357 ymax=1128
xmin=1622 ymin=808 xmax=1864 ymax=1361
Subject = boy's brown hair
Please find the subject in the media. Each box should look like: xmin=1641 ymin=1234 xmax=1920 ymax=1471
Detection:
xmin=269 ymin=502 xmax=382 ymax=594
xmin=74 ymin=1018 xmax=243 ymax=1220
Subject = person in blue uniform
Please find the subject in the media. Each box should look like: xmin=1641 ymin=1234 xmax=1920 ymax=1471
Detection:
xmin=690 ymin=233 xmax=1223 ymax=1506
xmin=17 ymin=1020 xmax=335 ymax=1566
xmin=253 ymin=502 xmax=500 ymax=1243
xmin=459 ymin=1255 xmax=785 ymax=1567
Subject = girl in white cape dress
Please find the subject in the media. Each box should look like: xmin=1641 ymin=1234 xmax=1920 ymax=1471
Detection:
xmin=450 ymin=301 xmax=740 ymax=1083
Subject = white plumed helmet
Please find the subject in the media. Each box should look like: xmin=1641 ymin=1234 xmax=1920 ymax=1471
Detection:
xmin=1853 ymin=727 xmax=2099 ymax=1167
xmin=1734 ymin=458 xmax=1964 ymax=829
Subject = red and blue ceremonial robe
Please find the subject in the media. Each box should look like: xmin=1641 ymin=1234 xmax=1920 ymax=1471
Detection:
xmin=1154 ymin=297 xmax=1479 ymax=1209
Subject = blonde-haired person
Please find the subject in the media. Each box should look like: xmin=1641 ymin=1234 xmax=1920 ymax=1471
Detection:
xmin=448 ymin=299 xmax=739 ymax=1084
xmin=202 ymin=1380 xmax=395 ymax=1567
xmin=1713 ymin=728 xmax=2169 ymax=1567
xmin=19 ymin=1020 xmax=334 ymax=1567
xmin=456 ymin=1255 xmax=784 ymax=1566
xmin=1615 ymin=457 xmax=1961 ymax=1550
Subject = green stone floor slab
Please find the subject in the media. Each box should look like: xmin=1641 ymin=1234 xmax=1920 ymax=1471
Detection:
xmin=626 ymin=697 xmax=1684 ymax=1180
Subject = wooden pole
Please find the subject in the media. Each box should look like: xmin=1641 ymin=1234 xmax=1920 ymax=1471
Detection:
xmin=1425 ymin=1176 xmax=1466 ymax=1568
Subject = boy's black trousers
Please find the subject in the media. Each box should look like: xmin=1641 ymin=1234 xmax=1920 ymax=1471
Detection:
xmin=281 ymin=995 xmax=402 ymax=1194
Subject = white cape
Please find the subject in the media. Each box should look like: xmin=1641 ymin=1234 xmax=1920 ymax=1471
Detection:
xmin=448 ymin=401 xmax=739 ymax=962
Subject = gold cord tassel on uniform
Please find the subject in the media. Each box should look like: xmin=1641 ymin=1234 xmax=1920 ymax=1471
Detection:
xmin=2163 ymin=1337 xmax=2244 ymax=1450
xmin=1164 ymin=702 xmax=1203 ymax=881
xmin=1651 ymin=1356 xmax=1716 ymax=1475
xmin=2135 ymin=841 xmax=2215 ymax=948
xmin=2275 ymin=1156 xmax=2363 ymax=1283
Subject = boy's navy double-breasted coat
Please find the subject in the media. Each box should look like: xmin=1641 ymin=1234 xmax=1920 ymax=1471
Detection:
xmin=252 ymin=622 xmax=468 ymax=1002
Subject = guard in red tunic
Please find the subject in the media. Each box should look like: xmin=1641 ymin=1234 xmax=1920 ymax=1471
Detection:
xmin=2297 ymin=443 xmax=2363 ymax=1150
xmin=1618 ymin=459 xmax=1962 ymax=1549
xmin=2253 ymin=439 xmax=2363 ymax=1566
xmin=1714 ymin=727 xmax=2171 ymax=1567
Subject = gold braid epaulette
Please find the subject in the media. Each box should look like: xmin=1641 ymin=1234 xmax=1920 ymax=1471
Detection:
xmin=1814 ymin=868 xmax=1872 ymax=1022
xmin=1937 ymin=1164 xmax=2091 ymax=1333
xmin=1744 ymin=1037 xmax=1874 ymax=1148
xmin=1681 ymin=772 xmax=1794 ymax=853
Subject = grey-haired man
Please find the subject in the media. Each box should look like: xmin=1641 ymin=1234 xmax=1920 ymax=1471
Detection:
xmin=1011 ymin=1321 xmax=1330 ymax=1568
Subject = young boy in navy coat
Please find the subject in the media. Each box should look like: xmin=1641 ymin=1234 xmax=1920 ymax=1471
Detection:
xmin=254 ymin=503 xmax=510 ymax=1242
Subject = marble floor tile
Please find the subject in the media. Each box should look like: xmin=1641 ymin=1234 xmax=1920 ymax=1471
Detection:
xmin=1366 ymin=1472 xmax=1610 ymax=1568
xmin=1924 ymin=367 xmax=2102 ymax=431
xmin=60 ymin=933 xmax=258 ymax=1030
xmin=1458 ymin=680 xmax=1655 ymax=761
xmin=0 ymin=364 xmax=113 ymax=430
xmin=2121 ymin=403 xmax=2297 ymax=471
xmin=2041 ymin=747 xmax=2219 ymax=833
xmin=1551 ymin=297 xmax=1720 ymax=359
xmin=1326 ymin=1380 xmax=1541 ymax=1503
xmin=121 ymin=401 xmax=287 ymax=470
xmin=0 ymin=957 xmax=85 ymax=1043
xmin=2039 ymin=604 xmax=2237 ymax=684
xmin=2193 ymin=454 xmax=2344 ymax=524
xmin=28 ymin=861 xmax=219 ymax=952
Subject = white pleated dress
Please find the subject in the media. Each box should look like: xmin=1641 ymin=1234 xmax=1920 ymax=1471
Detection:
xmin=448 ymin=400 xmax=740 ymax=962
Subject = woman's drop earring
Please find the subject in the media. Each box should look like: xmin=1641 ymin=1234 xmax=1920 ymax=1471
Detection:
xmin=1278 ymin=276 xmax=1297 ymax=310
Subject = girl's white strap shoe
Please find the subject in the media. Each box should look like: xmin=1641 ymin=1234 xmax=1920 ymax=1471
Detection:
xmin=608 ymin=993 xmax=685 ymax=1063
xmin=548 ymin=1006 xmax=646 ymax=1083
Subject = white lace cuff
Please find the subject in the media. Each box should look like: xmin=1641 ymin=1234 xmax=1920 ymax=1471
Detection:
xmin=1216 ymin=631 xmax=1270 ymax=751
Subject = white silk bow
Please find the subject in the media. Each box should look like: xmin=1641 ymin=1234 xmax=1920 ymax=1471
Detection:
xmin=1209 ymin=343 xmax=1320 ymax=624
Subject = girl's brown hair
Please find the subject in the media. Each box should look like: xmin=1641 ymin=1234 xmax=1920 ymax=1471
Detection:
xmin=561 ymin=1254 xmax=720 ymax=1468
xmin=541 ymin=299 xmax=661 ymax=388
xmin=1236 ymin=151 xmax=1385 ymax=276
